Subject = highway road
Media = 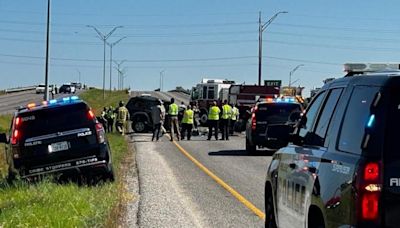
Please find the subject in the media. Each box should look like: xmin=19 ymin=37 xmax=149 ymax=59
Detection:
xmin=127 ymin=91 xmax=270 ymax=227
xmin=0 ymin=90 xmax=83 ymax=115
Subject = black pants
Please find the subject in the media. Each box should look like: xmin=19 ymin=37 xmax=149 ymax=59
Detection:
xmin=181 ymin=123 xmax=193 ymax=140
xmin=230 ymin=120 xmax=236 ymax=135
xmin=208 ymin=120 xmax=219 ymax=140
xmin=220 ymin=119 xmax=230 ymax=140
xmin=107 ymin=118 xmax=114 ymax=133
xmin=152 ymin=123 xmax=162 ymax=141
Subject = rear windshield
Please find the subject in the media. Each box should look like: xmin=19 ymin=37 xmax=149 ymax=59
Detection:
xmin=17 ymin=103 xmax=93 ymax=139
xmin=257 ymin=103 xmax=301 ymax=122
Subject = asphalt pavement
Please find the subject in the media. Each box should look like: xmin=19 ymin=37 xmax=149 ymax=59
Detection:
xmin=0 ymin=90 xmax=83 ymax=115
xmin=128 ymin=132 xmax=271 ymax=227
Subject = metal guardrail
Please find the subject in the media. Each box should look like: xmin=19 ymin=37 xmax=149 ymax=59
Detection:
xmin=4 ymin=86 xmax=37 ymax=94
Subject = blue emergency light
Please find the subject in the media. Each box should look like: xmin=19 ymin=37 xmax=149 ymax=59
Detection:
xmin=367 ymin=114 xmax=375 ymax=128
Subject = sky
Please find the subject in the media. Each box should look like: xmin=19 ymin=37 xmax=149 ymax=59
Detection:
xmin=1 ymin=0 xmax=400 ymax=96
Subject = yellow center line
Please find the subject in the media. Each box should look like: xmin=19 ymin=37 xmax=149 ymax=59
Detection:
xmin=167 ymin=136 xmax=266 ymax=220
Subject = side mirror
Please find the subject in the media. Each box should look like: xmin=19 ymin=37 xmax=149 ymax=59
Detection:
xmin=0 ymin=133 xmax=7 ymax=143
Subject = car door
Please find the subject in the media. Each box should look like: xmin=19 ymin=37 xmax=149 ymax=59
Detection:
xmin=276 ymin=90 xmax=327 ymax=228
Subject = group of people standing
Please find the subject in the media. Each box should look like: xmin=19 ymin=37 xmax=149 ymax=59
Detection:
xmin=153 ymin=97 xmax=239 ymax=142
xmin=101 ymin=101 xmax=130 ymax=135
xmin=207 ymin=100 xmax=239 ymax=141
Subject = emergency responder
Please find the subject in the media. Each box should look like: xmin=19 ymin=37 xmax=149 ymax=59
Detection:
xmin=207 ymin=101 xmax=220 ymax=140
xmin=151 ymin=100 xmax=163 ymax=141
xmin=220 ymin=100 xmax=232 ymax=140
xmin=106 ymin=106 xmax=115 ymax=133
xmin=168 ymin=98 xmax=180 ymax=141
xmin=116 ymin=101 xmax=129 ymax=135
xmin=100 ymin=107 xmax=108 ymax=131
xmin=181 ymin=105 xmax=194 ymax=140
xmin=230 ymin=104 xmax=239 ymax=135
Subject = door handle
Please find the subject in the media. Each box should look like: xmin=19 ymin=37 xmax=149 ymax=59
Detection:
xmin=289 ymin=163 xmax=296 ymax=169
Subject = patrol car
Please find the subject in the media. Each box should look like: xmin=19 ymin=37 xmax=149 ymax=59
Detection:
xmin=245 ymin=97 xmax=303 ymax=153
xmin=0 ymin=96 xmax=114 ymax=182
xmin=265 ymin=63 xmax=400 ymax=227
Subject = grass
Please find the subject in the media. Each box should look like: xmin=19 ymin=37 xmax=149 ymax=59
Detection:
xmin=0 ymin=89 xmax=130 ymax=227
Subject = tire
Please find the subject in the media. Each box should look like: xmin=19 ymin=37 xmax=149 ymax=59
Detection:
xmin=132 ymin=120 xmax=146 ymax=133
xmin=265 ymin=185 xmax=277 ymax=228
xmin=103 ymin=165 xmax=115 ymax=182
xmin=199 ymin=111 xmax=208 ymax=126
xmin=246 ymin=138 xmax=256 ymax=153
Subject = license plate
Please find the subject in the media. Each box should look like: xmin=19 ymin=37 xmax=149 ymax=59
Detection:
xmin=48 ymin=141 xmax=69 ymax=153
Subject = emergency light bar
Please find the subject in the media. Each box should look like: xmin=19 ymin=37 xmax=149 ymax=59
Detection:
xmin=21 ymin=96 xmax=81 ymax=111
xmin=344 ymin=63 xmax=400 ymax=74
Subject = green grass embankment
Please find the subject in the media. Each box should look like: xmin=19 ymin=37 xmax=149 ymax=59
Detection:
xmin=0 ymin=89 xmax=130 ymax=227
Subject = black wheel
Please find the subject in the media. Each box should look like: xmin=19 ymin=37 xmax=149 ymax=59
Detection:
xmin=246 ymin=138 xmax=256 ymax=153
xmin=132 ymin=120 xmax=146 ymax=133
xmin=308 ymin=207 xmax=325 ymax=228
xmin=103 ymin=165 xmax=115 ymax=182
xmin=199 ymin=111 xmax=208 ymax=126
xmin=265 ymin=187 xmax=277 ymax=228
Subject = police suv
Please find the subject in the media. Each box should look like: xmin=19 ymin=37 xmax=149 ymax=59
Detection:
xmin=265 ymin=63 xmax=400 ymax=228
xmin=0 ymin=96 xmax=114 ymax=182
xmin=246 ymin=97 xmax=303 ymax=153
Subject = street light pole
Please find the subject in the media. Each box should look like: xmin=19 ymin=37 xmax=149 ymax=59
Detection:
xmin=87 ymin=25 xmax=123 ymax=99
xmin=258 ymin=11 xmax=288 ymax=86
xmin=44 ymin=0 xmax=51 ymax=101
xmin=76 ymin=69 xmax=81 ymax=83
xmin=289 ymin=64 xmax=304 ymax=87
xmin=107 ymin=36 xmax=126 ymax=92
xmin=113 ymin=60 xmax=126 ymax=90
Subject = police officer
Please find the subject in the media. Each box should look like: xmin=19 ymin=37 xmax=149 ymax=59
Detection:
xmin=181 ymin=105 xmax=194 ymax=140
xmin=220 ymin=100 xmax=232 ymax=140
xmin=116 ymin=101 xmax=129 ymax=135
xmin=230 ymin=104 xmax=239 ymax=135
xmin=168 ymin=98 xmax=180 ymax=141
xmin=207 ymin=101 xmax=221 ymax=140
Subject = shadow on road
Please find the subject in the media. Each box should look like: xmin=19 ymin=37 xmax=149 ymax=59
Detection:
xmin=208 ymin=149 xmax=275 ymax=157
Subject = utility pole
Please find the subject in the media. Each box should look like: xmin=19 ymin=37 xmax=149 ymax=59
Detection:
xmin=87 ymin=25 xmax=123 ymax=99
xmin=107 ymin=37 xmax=126 ymax=92
xmin=289 ymin=64 xmax=304 ymax=87
xmin=258 ymin=11 xmax=288 ymax=86
xmin=76 ymin=69 xmax=81 ymax=83
xmin=159 ymin=70 xmax=165 ymax=91
xmin=44 ymin=0 xmax=51 ymax=101
xmin=113 ymin=60 xmax=126 ymax=90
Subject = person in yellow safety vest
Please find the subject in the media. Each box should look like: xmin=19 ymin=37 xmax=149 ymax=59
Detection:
xmin=168 ymin=97 xmax=180 ymax=141
xmin=230 ymin=104 xmax=239 ymax=135
xmin=207 ymin=101 xmax=221 ymax=140
xmin=116 ymin=101 xmax=130 ymax=135
xmin=220 ymin=99 xmax=232 ymax=140
xmin=181 ymin=105 xmax=194 ymax=140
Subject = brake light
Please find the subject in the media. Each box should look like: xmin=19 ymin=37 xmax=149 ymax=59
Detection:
xmin=251 ymin=106 xmax=258 ymax=130
xmin=95 ymin=123 xmax=105 ymax=144
xmin=357 ymin=161 xmax=382 ymax=224
xmin=88 ymin=110 xmax=95 ymax=120
xmin=15 ymin=117 xmax=21 ymax=127
xmin=11 ymin=129 xmax=19 ymax=145
xmin=364 ymin=162 xmax=379 ymax=181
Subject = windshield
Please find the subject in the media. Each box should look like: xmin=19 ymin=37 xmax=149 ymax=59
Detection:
xmin=257 ymin=103 xmax=301 ymax=123
xmin=17 ymin=103 xmax=93 ymax=139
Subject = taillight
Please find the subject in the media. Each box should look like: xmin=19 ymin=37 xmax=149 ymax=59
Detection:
xmin=11 ymin=129 xmax=19 ymax=145
xmin=11 ymin=117 xmax=21 ymax=145
xmin=95 ymin=123 xmax=105 ymax=144
xmin=88 ymin=110 xmax=95 ymax=120
xmin=251 ymin=106 xmax=258 ymax=130
xmin=357 ymin=161 xmax=382 ymax=224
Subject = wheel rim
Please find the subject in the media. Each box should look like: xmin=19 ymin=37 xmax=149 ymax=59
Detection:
xmin=200 ymin=114 xmax=208 ymax=124
xmin=135 ymin=122 xmax=145 ymax=132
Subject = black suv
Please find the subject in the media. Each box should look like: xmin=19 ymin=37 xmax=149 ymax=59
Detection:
xmin=126 ymin=95 xmax=169 ymax=133
xmin=265 ymin=64 xmax=400 ymax=228
xmin=245 ymin=98 xmax=302 ymax=153
xmin=0 ymin=96 xmax=114 ymax=182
